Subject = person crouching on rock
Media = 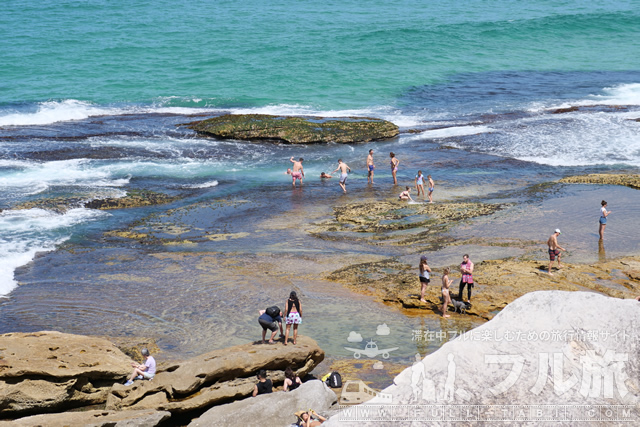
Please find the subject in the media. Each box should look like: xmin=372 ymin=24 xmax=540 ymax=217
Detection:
xmin=252 ymin=369 xmax=273 ymax=396
xmin=124 ymin=348 xmax=155 ymax=386
xmin=258 ymin=307 xmax=283 ymax=344
xmin=399 ymin=186 xmax=413 ymax=201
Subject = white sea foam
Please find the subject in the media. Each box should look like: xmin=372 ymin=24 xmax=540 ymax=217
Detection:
xmin=0 ymin=100 xmax=115 ymax=127
xmin=410 ymin=125 xmax=494 ymax=140
xmin=0 ymin=208 xmax=109 ymax=296
xmin=184 ymin=180 xmax=219 ymax=189
xmin=537 ymin=83 xmax=640 ymax=112
xmin=472 ymin=112 xmax=640 ymax=167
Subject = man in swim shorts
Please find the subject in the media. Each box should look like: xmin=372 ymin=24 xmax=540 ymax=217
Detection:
xmin=290 ymin=157 xmax=304 ymax=187
xmin=366 ymin=149 xmax=375 ymax=184
xmin=547 ymin=229 xmax=566 ymax=275
xmin=332 ymin=159 xmax=351 ymax=193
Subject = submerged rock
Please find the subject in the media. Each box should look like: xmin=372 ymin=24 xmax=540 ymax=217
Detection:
xmin=189 ymin=380 xmax=336 ymax=427
xmin=84 ymin=190 xmax=178 ymax=210
xmin=186 ymin=114 xmax=399 ymax=144
xmin=325 ymin=291 xmax=640 ymax=426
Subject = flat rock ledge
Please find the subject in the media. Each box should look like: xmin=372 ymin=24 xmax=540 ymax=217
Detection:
xmin=325 ymin=291 xmax=640 ymax=427
xmin=186 ymin=114 xmax=399 ymax=144
xmin=559 ymin=173 xmax=640 ymax=190
xmin=106 ymin=335 xmax=324 ymax=415
xmin=0 ymin=331 xmax=132 ymax=417
xmin=0 ymin=332 xmax=324 ymax=424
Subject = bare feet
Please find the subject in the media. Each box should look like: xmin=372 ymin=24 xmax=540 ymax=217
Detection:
xmin=420 ymin=299 xmax=426 ymax=303
xmin=443 ymin=314 xmax=450 ymax=318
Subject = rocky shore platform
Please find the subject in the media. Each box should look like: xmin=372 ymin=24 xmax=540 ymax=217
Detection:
xmin=185 ymin=114 xmax=399 ymax=144
xmin=0 ymin=332 xmax=325 ymax=426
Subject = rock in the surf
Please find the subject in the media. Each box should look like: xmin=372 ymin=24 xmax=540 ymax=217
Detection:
xmin=185 ymin=114 xmax=399 ymax=144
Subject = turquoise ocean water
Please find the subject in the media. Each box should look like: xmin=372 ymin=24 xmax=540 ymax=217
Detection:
xmin=1 ymin=1 xmax=640 ymax=357
xmin=2 ymin=0 xmax=640 ymax=107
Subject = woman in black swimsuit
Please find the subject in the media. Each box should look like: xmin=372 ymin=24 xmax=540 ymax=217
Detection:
xmin=283 ymin=366 xmax=302 ymax=391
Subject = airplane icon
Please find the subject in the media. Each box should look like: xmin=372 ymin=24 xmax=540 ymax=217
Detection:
xmin=344 ymin=339 xmax=398 ymax=359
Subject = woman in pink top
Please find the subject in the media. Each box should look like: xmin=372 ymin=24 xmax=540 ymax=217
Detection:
xmin=458 ymin=254 xmax=474 ymax=303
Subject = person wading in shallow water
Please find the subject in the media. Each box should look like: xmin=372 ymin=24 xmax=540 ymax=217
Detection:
xmin=366 ymin=149 xmax=375 ymax=184
xmin=599 ymin=200 xmax=611 ymax=240
xmin=290 ymin=157 xmax=304 ymax=187
xmin=389 ymin=152 xmax=399 ymax=185
xmin=547 ymin=229 xmax=565 ymax=275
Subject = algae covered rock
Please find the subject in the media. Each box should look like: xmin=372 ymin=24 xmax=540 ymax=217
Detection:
xmin=559 ymin=173 xmax=640 ymax=190
xmin=186 ymin=114 xmax=399 ymax=144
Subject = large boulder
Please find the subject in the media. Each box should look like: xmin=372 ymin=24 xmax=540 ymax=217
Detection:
xmin=189 ymin=380 xmax=336 ymax=427
xmin=0 ymin=331 xmax=132 ymax=417
xmin=325 ymin=292 xmax=640 ymax=426
xmin=0 ymin=409 xmax=171 ymax=427
xmin=106 ymin=335 xmax=324 ymax=415
xmin=186 ymin=114 xmax=399 ymax=144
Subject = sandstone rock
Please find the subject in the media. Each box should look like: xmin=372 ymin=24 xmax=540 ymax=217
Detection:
xmin=188 ymin=380 xmax=336 ymax=427
xmin=0 ymin=331 xmax=132 ymax=417
xmin=186 ymin=114 xmax=399 ymax=144
xmin=325 ymin=291 xmax=640 ymax=426
xmin=106 ymin=335 xmax=324 ymax=415
xmin=0 ymin=409 xmax=171 ymax=427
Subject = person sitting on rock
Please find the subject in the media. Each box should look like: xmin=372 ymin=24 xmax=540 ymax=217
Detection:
xmin=124 ymin=348 xmax=155 ymax=386
xmin=283 ymin=366 xmax=302 ymax=391
xmin=252 ymin=369 xmax=273 ymax=396
xmin=297 ymin=409 xmax=326 ymax=426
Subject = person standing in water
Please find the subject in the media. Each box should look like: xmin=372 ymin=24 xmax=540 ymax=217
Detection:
xmin=441 ymin=267 xmax=453 ymax=318
xmin=547 ymin=229 xmax=565 ymax=275
xmin=415 ymin=170 xmax=425 ymax=197
xmin=290 ymin=157 xmax=304 ymax=187
xmin=284 ymin=291 xmax=302 ymax=345
xmin=419 ymin=255 xmax=432 ymax=303
xmin=599 ymin=200 xmax=611 ymax=240
xmin=427 ymin=175 xmax=435 ymax=203
xmin=389 ymin=152 xmax=399 ymax=185
xmin=366 ymin=149 xmax=375 ymax=184
xmin=331 ymin=159 xmax=351 ymax=193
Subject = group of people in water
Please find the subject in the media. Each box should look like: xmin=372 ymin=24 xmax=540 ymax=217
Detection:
xmin=287 ymin=151 xmax=435 ymax=200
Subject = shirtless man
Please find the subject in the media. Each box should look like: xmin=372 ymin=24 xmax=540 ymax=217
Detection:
xmin=331 ymin=159 xmax=351 ymax=193
xmin=289 ymin=157 xmax=304 ymax=187
xmin=547 ymin=229 xmax=566 ymax=275
xmin=366 ymin=149 xmax=375 ymax=184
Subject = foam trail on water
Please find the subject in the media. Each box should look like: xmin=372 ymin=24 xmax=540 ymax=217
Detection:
xmin=0 ymin=208 xmax=110 ymax=296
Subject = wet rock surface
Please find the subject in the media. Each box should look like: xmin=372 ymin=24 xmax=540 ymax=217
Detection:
xmin=186 ymin=114 xmax=399 ymax=144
